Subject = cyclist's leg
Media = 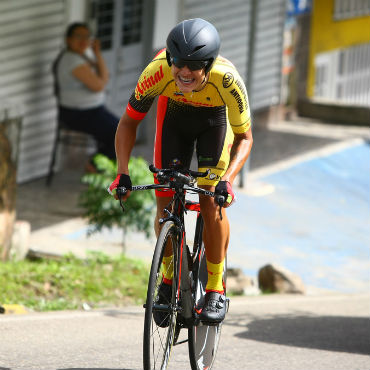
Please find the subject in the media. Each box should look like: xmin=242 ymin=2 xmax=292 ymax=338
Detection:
xmin=155 ymin=195 xmax=174 ymax=259
xmin=196 ymin=118 xmax=234 ymax=322
xmin=153 ymin=96 xmax=195 ymax=261
xmin=197 ymin=117 xmax=234 ymax=267
xmin=198 ymin=189 xmax=229 ymax=264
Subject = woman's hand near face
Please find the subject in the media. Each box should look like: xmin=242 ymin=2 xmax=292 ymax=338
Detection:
xmin=91 ymin=39 xmax=101 ymax=55
xmin=72 ymin=37 xmax=109 ymax=91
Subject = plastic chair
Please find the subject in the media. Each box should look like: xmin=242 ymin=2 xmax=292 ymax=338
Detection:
xmin=46 ymin=115 xmax=91 ymax=186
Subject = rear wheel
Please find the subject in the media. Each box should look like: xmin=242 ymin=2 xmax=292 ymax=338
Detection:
xmin=143 ymin=221 xmax=179 ymax=370
xmin=188 ymin=216 xmax=227 ymax=370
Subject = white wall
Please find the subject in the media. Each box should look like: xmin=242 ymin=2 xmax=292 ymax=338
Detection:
xmin=153 ymin=0 xmax=179 ymax=50
xmin=65 ymin=0 xmax=87 ymax=24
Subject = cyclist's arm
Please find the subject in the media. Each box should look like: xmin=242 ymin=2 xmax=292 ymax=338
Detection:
xmin=115 ymin=111 xmax=141 ymax=175
xmin=221 ymin=127 xmax=253 ymax=185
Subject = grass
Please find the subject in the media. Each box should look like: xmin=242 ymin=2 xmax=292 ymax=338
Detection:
xmin=0 ymin=252 xmax=149 ymax=312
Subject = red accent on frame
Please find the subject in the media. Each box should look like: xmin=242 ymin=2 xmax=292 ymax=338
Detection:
xmin=185 ymin=202 xmax=201 ymax=212
xmin=177 ymin=232 xmax=185 ymax=298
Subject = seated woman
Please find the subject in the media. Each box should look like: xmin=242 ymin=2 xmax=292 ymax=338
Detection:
xmin=53 ymin=22 xmax=118 ymax=163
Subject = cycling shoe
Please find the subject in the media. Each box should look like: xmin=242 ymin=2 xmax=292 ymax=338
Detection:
xmin=199 ymin=291 xmax=226 ymax=324
xmin=153 ymin=282 xmax=172 ymax=328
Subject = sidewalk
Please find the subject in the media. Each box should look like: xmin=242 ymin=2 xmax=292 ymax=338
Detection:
xmin=16 ymin=118 xmax=370 ymax=294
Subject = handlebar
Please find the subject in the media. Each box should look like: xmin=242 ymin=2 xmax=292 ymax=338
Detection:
xmin=148 ymin=164 xmax=209 ymax=178
xmin=149 ymin=164 xmax=209 ymax=186
xmin=116 ymin=164 xmax=226 ymax=213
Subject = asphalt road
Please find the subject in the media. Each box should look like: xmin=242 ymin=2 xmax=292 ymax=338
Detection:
xmin=1 ymin=293 xmax=369 ymax=370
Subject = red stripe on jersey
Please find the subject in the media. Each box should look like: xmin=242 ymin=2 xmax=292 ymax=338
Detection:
xmin=126 ymin=103 xmax=147 ymax=121
xmin=154 ymin=96 xmax=168 ymax=169
xmin=154 ymin=96 xmax=174 ymax=198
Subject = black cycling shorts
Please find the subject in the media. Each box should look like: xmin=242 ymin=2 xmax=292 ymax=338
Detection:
xmin=154 ymin=96 xmax=234 ymax=196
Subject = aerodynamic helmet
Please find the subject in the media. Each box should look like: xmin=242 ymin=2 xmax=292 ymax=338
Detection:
xmin=166 ymin=18 xmax=221 ymax=74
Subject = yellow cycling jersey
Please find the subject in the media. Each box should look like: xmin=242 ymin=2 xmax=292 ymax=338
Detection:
xmin=127 ymin=49 xmax=251 ymax=134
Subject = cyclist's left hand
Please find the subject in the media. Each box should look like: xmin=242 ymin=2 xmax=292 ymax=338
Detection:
xmin=215 ymin=180 xmax=236 ymax=208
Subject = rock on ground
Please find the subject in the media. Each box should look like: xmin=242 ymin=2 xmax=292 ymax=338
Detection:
xmin=258 ymin=263 xmax=306 ymax=294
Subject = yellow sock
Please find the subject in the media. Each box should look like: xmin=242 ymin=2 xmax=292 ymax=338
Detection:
xmin=206 ymin=259 xmax=225 ymax=293
xmin=162 ymin=255 xmax=174 ymax=284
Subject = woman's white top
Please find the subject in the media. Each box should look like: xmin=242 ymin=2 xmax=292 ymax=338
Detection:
xmin=57 ymin=51 xmax=105 ymax=109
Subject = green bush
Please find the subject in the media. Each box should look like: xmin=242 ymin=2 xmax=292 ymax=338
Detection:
xmin=79 ymin=155 xmax=155 ymax=246
xmin=0 ymin=252 xmax=149 ymax=311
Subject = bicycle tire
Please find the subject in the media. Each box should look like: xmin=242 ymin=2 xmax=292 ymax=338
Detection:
xmin=188 ymin=217 xmax=227 ymax=370
xmin=143 ymin=221 xmax=179 ymax=370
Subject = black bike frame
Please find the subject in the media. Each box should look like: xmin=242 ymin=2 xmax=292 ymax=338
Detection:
xmin=129 ymin=181 xmax=214 ymax=326
xmin=159 ymin=185 xmax=194 ymax=326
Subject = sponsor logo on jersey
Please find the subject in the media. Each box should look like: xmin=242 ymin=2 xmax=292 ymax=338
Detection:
xmin=174 ymin=96 xmax=215 ymax=107
xmin=135 ymin=65 xmax=164 ymax=98
xmin=235 ymin=79 xmax=249 ymax=111
xmin=223 ymin=72 xmax=234 ymax=88
xmin=208 ymin=172 xmax=220 ymax=181
xmin=199 ymin=155 xmax=214 ymax=162
xmin=230 ymin=88 xmax=244 ymax=114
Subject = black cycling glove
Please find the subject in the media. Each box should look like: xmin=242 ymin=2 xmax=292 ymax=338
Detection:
xmin=108 ymin=174 xmax=132 ymax=195
xmin=215 ymin=180 xmax=236 ymax=206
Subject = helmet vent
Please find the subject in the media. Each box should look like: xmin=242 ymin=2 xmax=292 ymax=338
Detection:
xmin=192 ymin=45 xmax=205 ymax=53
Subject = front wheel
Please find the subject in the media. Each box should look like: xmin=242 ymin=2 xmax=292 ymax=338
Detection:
xmin=143 ymin=221 xmax=179 ymax=370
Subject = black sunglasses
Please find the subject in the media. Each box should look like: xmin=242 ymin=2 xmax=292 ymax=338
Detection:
xmin=171 ymin=57 xmax=209 ymax=71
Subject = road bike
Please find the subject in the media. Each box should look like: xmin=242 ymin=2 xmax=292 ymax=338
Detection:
xmin=117 ymin=164 xmax=229 ymax=370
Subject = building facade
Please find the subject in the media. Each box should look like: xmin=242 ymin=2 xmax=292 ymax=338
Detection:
xmin=0 ymin=0 xmax=286 ymax=183
xmin=308 ymin=0 xmax=370 ymax=107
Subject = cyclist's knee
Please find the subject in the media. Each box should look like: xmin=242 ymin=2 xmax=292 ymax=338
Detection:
xmin=200 ymin=196 xmax=222 ymax=223
xmin=199 ymin=195 xmax=215 ymax=212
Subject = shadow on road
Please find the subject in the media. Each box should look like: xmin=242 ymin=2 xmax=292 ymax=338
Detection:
xmin=227 ymin=314 xmax=370 ymax=355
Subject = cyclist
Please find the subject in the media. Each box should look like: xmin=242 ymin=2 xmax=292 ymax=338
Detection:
xmin=109 ymin=18 xmax=253 ymax=324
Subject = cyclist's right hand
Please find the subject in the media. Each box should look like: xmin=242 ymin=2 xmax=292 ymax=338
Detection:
xmin=108 ymin=174 xmax=132 ymax=200
xmin=215 ymin=180 xmax=236 ymax=208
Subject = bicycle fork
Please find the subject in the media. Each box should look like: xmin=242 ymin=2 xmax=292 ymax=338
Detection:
xmin=177 ymin=232 xmax=194 ymax=326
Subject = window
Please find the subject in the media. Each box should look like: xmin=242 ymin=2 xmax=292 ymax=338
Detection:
xmin=314 ymin=43 xmax=370 ymax=107
xmin=94 ymin=0 xmax=143 ymax=49
xmin=333 ymin=0 xmax=370 ymax=20
xmin=122 ymin=0 xmax=143 ymax=46
xmin=95 ymin=0 xmax=114 ymax=50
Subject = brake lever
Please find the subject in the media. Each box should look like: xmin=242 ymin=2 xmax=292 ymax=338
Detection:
xmin=117 ymin=186 xmax=128 ymax=212
xmin=215 ymin=194 xmax=225 ymax=220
